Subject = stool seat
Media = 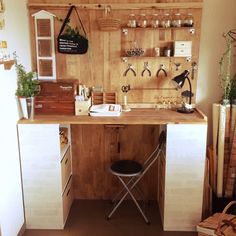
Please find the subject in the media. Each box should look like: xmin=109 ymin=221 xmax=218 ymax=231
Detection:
xmin=110 ymin=160 xmax=143 ymax=177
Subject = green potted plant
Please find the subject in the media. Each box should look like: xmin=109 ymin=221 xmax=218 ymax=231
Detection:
xmin=14 ymin=52 xmax=40 ymax=119
xmin=219 ymin=29 xmax=236 ymax=105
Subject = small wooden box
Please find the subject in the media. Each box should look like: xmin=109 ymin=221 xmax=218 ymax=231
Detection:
xmin=35 ymin=79 xmax=78 ymax=115
xmin=91 ymin=91 xmax=117 ymax=105
xmin=75 ymin=98 xmax=91 ymax=115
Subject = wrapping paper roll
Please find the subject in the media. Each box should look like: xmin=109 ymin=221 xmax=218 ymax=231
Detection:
xmin=223 ymin=105 xmax=231 ymax=190
xmin=212 ymin=104 xmax=220 ymax=192
xmin=217 ymin=105 xmax=226 ymax=197
xmin=225 ymin=104 xmax=236 ymax=197
xmin=230 ymin=105 xmax=236 ymax=146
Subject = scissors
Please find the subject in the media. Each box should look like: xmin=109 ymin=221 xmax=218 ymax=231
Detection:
xmin=121 ymin=85 xmax=131 ymax=93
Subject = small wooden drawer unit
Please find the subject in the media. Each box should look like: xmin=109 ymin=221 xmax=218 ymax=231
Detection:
xmin=35 ymin=80 xmax=78 ymax=115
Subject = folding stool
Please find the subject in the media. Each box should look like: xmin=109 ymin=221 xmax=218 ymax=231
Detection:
xmin=107 ymin=131 xmax=166 ymax=224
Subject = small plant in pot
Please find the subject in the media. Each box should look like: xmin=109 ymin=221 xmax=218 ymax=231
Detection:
xmin=14 ymin=53 xmax=40 ymax=119
xmin=219 ymin=29 xmax=236 ymax=105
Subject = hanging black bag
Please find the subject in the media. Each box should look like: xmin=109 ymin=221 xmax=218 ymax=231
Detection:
xmin=57 ymin=5 xmax=88 ymax=54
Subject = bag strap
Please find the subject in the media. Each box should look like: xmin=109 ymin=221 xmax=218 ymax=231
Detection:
xmin=58 ymin=5 xmax=87 ymax=38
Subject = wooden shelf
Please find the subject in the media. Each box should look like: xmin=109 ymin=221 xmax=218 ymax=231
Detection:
xmin=0 ymin=60 xmax=14 ymax=70
xmin=121 ymin=56 xmax=190 ymax=61
xmin=28 ymin=2 xmax=203 ymax=10
xmin=122 ymin=26 xmax=194 ymax=30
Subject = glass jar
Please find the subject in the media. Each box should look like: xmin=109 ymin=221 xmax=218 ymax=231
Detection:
xmin=160 ymin=13 xmax=171 ymax=28
xmin=184 ymin=13 xmax=194 ymax=27
xmin=171 ymin=13 xmax=182 ymax=27
xmin=137 ymin=14 xmax=148 ymax=28
xmin=150 ymin=13 xmax=159 ymax=28
xmin=127 ymin=14 xmax=136 ymax=28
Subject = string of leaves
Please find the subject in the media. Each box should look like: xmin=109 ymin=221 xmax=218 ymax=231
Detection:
xmin=57 ymin=17 xmax=80 ymax=37
xmin=219 ymin=30 xmax=236 ymax=102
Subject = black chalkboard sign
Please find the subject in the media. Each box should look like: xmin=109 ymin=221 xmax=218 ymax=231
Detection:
xmin=57 ymin=35 xmax=88 ymax=54
xmin=57 ymin=5 xmax=88 ymax=55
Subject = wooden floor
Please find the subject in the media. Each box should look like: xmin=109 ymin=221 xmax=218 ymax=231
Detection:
xmin=23 ymin=200 xmax=198 ymax=236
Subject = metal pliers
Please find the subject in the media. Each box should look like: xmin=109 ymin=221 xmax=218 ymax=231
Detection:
xmin=123 ymin=63 xmax=136 ymax=77
xmin=156 ymin=64 xmax=167 ymax=77
xmin=141 ymin=62 xmax=151 ymax=77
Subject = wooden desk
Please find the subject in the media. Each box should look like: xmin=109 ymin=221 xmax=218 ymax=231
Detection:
xmin=18 ymin=108 xmax=207 ymax=231
xmin=18 ymin=108 xmax=207 ymax=125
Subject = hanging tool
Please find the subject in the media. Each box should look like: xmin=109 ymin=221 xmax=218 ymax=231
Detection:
xmin=191 ymin=62 xmax=197 ymax=80
xmin=121 ymin=84 xmax=131 ymax=93
xmin=156 ymin=64 xmax=167 ymax=77
xmin=123 ymin=63 xmax=136 ymax=77
xmin=141 ymin=62 xmax=151 ymax=77
xmin=174 ymin=62 xmax=181 ymax=71
xmin=121 ymin=84 xmax=131 ymax=112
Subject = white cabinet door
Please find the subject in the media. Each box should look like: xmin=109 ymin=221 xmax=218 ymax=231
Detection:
xmin=163 ymin=124 xmax=207 ymax=231
xmin=18 ymin=124 xmax=72 ymax=229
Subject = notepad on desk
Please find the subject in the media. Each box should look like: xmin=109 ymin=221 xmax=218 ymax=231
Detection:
xmin=89 ymin=104 xmax=121 ymax=117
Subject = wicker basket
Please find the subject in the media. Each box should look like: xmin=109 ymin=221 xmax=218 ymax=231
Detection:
xmin=97 ymin=6 xmax=121 ymax=31
xmin=197 ymin=201 xmax=236 ymax=236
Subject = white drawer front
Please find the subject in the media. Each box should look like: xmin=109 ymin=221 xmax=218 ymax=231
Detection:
xmin=61 ymin=146 xmax=72 ymax=192
xmin=63 ymin=176 xmax=73 ymax=223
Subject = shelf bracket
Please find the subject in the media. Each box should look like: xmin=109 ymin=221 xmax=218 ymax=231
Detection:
xmin=0 ymin=60 xmax=14 ymax=70
xmin=186 ymin=57 xmax=192 ymax=62
xmin=122 ymin=57 xmax=128 ymax=62
xmin=122 ymin=28 xmax=128 ymax=36
xmin=189 ymin=28 xmax=195 ymax=34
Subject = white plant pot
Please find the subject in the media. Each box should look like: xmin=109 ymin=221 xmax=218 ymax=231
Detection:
xmin=17 ymin=97 xmax=35 ymax=120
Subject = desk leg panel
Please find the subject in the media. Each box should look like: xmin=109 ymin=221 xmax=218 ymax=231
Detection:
xmin=164 ymin=124 xmax=207 ymax=231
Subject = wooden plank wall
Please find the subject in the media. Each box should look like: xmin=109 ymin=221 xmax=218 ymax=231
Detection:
xmin=71 ymin=124 xmax=160 ymax=199
xmin=28 ymin=0 xmax=202 ymax=106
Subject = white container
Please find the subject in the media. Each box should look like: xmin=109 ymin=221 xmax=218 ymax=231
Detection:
xmin=75 ymin=97 xmax=91 ymax=115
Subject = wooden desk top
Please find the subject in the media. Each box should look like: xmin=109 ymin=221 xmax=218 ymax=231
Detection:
xmin=18 ymin=108 xmax=207 ymax=125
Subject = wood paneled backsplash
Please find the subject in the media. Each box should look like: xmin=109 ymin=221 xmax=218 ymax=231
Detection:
xmin=28 ymin=0 xmax=202 ymax=105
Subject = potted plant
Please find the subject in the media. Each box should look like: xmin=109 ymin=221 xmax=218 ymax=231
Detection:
xmin=219 ymin=29 xmax=236 ymax=105
xmin=14 ymin=53 xmax=40 ymax=119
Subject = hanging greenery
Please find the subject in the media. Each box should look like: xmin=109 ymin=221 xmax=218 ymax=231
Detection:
xmin=219 ymin=29 xmax=236 ymax=104
xmin=14 ymin=52 xmax=40 ymax=98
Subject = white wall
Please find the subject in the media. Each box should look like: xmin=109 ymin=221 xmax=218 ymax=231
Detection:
xmin=0 ymin=0 xmax=31 ymax=235
xmin=197 ymin=0 xmax=236 ymax=143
